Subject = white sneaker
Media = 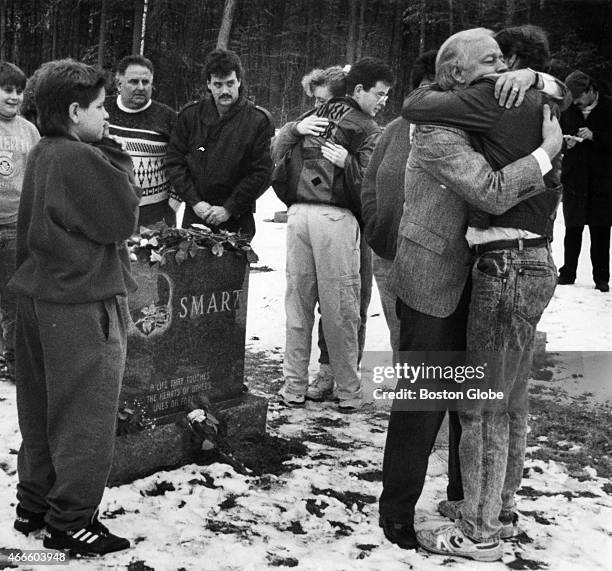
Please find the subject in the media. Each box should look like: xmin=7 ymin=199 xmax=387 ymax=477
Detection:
xmin=305 ymin=364 xmax=335 ymax=401
xmin=417 ymin=523 xmax=503 ymax=562
xmin=278 ymin=385 xmax=305 ymax=407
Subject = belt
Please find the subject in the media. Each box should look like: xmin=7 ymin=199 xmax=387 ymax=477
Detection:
xmin=471 ymin=237 xmax=549 ymax=257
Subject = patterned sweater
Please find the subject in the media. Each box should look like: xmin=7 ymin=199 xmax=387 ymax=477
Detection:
xmin=106 ymin=96 xmax=177 ymax=207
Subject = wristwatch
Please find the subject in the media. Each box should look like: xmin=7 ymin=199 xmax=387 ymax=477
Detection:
xmin=528 ymin=68 xmax=541 ymax=90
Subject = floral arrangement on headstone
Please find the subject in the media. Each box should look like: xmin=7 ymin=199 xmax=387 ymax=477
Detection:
xmin=128 ymin=223 xmax=259 ymax=266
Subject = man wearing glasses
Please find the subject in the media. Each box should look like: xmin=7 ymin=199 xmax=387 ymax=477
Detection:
xmin=272 ymin=57 xmax=394 ymax=413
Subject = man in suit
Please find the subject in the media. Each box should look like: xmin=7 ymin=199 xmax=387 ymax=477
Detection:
xmin=379 ymin=28 xmax=563 ymax=559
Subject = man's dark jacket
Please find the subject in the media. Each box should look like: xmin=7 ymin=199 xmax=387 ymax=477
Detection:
xmin=271 ymin=97 xmax=381 ymax=225
xmin=403 ymin=78 xmax=564 ymax=239
xmin=166 ymin=94 xmax=274 ymax=236
xmin=560 ymin=95 xmax=612 ymax=227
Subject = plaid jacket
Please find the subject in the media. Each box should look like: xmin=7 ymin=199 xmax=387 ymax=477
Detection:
xmin=390 ymin=125 xmax=548 ymax=318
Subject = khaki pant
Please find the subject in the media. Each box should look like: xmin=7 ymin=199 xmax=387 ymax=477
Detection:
xmin=283 ymin=203 xmax=362 ymax=405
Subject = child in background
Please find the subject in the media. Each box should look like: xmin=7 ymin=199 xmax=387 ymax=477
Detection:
xmin=0 ymin=62 xmax=40 ymax=382
xmin=9 ymin=59 xmax=141 ymax=556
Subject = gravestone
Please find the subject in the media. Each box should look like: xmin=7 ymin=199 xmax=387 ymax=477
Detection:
xmin=109 ymin=246 xmax=267 ymax=484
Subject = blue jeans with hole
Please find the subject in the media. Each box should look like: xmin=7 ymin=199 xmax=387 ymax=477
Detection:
xmin=458 ymin=245 xmax=557 ymax=541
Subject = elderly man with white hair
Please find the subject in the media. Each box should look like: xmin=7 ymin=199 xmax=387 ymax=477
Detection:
xmin=380 ymin=27 xmax=563 ymax=562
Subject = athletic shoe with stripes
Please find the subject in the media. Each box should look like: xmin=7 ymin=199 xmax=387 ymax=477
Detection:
xmin=417 ymin=522 xmax=503 ymax=562
xmin=14 ymin=504 xmax=46 ymax=535
xmin=43 ymin=519 xmax=130 ymax=556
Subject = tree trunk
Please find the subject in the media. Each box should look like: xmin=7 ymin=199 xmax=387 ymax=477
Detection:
xmin=356 ymin=0 xmax=366 ymax=60
xmin=505 ymin=0 xmax=516 ymax=26
xmin=98 ymin=0 xmax=107 ymax=67
xmin=216 ymin=0 xmax=237 ymax=49
xmin=419 ymin=0 xmax=426 ymax=55
xmin=132 ymin=0 xmax=144 ymax=55
xmin=51 ymin=0 xmax=57 ymax=59
xmin=0 ymin=0 xmax=6 ymax=61
xmin=346 ymin=0 xmax=358 ymax=62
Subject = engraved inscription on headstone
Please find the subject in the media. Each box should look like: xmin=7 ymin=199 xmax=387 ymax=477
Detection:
xmin=120 ymin=250 xmax=249 ymax=425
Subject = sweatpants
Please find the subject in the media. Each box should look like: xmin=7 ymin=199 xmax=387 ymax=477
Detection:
xmin=15 ymin=295 xmax=128 ymax=531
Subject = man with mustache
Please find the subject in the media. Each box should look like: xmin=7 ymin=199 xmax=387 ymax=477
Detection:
xmin=167 ymin=49 xmax=274 ymax=238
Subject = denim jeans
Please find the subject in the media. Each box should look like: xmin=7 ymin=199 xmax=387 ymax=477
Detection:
xmin=0 ymin=222 xmax=17 ymax=354
xmin=458 ymin=245 xmax=556 ymax=541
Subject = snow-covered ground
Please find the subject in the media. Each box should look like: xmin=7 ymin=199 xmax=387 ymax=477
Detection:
xmin=0 ymin=189 xmax=610 ymax=570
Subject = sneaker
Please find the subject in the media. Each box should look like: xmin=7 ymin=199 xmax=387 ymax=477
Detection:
xmin=380 ymin=518 xmax=418 ymax=550
xmin=14 ymin=504 xmax=46 ymax=535
xmin=278 ymin=386 xmax=305 ymax=408
xmin=595 ymin=282 xmax=610 ymax=292
xmin=437 ymin=499 xmax=462 ymax=521
xmin=43 ymin=520 xmax=130 ymax=556
xmin=337 ymin=401 xmax=372 ymax=414
xmin=438 ymin=500 xmax=517 ymax=540
xmin=306 ymin=365 xmax=335 ymax=401
xmin=499 ymin=511 xmax=519 ymax=539
xmin=417 ymin=523 xmax=503 ymax=562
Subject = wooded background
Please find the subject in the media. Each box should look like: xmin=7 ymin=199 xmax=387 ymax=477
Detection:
xmin=1 ymin=0 xmax=610 ymax=124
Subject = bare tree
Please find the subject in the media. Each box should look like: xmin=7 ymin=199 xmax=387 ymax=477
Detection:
xmin=0 ymin=0 xmax=6 ymax=61
xmin=98 ymin=0 xmax=107 ymax=67
xmin=217 ymin=0 xmax=237 ymax=49
xmin=132 ymin=0 xmax=144 ymax=54
xmin=346 ymin=0 xmax=358 ymax=62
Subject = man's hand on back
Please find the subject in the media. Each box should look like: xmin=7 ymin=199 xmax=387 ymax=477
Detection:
xmin=321 ymin=141 xmax=348 ymax=168
xmin=494 ymin=69 xmax=537 ymax=109
xmin=541 ymin=104 xmax=563 ymax=159
xmin=296 ymin=115 xmax=330 ymax=136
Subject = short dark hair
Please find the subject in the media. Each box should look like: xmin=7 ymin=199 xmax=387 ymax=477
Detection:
xmin=116 ymin=54 xmax=154 ymax=75
xmin=494 ymin=25 xmax=550 ymax=71
xmin=301 ymin=66 xmax=347 ymax=98
xmin=345 ymin=57 xmax=394 ymax=95
xmin=565 ymin=70 xmax=596 ymax=98
xmin=204 ymin=49 xmax=244 ymax=82
xmin=0 ymin=61 xmax=26 ymax=91
xmin=411 ymin=50 xmax=437 ymax=89
xmin=35 ymin=59 xmax=106 ymax=137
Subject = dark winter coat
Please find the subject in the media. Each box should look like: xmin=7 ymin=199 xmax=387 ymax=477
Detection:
xmin=560 ymin=94 xmax=612 ymax=227
xmin=166 ymin=95 xmax=274 ymax=234
xmin=270 ymin=97 xmax=381 ymax=224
